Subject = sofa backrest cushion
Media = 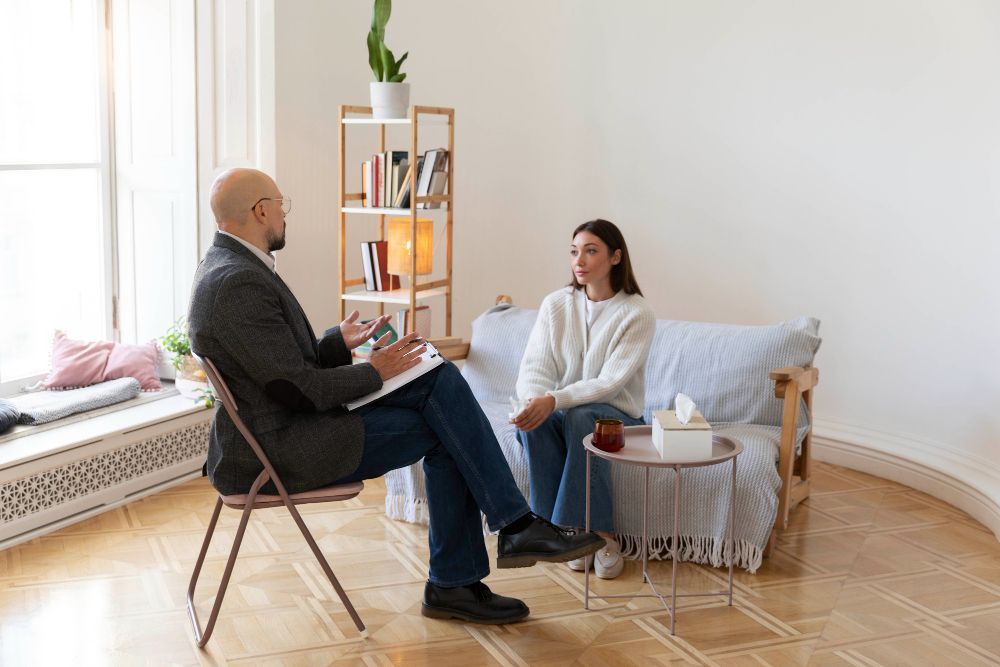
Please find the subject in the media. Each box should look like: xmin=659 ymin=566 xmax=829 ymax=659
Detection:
xmin=462 ymin=305 xmax=539 ymax=403
xmin=642 ymin=317 xmax=821 ymax=427
xmin=462 ymin=305 xmax=821 ymax=429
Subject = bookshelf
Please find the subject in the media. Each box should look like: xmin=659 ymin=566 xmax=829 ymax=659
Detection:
xmin=337 ymin=104 xmax=456 ymax=343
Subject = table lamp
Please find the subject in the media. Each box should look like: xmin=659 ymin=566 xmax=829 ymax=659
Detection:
xmin=388 ymin=218 xmax=433 ymax=276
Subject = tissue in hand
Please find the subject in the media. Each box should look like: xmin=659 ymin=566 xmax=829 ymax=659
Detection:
xmin=651 ymin=393 xmax=713 ymax=460
xmin=508 ymin=396 xmax=529 ymax=422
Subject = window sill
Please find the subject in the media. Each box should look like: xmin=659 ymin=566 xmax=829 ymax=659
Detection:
xmin=0 ymin=383 xmax=213 ymax=471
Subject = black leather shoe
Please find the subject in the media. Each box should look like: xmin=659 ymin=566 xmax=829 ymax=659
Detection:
xmin=421 ymin=581 xmax=530 ymax=624
xmin=497 ymin=515 xmax=606 ymax=568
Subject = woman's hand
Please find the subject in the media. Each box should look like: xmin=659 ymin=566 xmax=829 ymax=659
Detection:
xmin=340 ymin=310 xmax=391 ymax=350
xmin=513 ymin=395 xmax=556 ymax=432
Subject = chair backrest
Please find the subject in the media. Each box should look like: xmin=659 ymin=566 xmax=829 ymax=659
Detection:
xmin=199 ymin=355 xmax=239 ymax=413
xmin=196 ymin=355 xmax=292 ymax=499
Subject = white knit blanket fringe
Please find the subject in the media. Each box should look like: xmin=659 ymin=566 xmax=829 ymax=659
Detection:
xmin=385 ymin=494 xmax=763 ymax=572
xmin=385 ymin=494 xmax=432 ymax=525
xmin=617 ymin=533 xmax=763 ymax=573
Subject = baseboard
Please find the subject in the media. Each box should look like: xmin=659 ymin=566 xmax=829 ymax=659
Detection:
xmin=812 ymin=418 xmax=1000 ymax=540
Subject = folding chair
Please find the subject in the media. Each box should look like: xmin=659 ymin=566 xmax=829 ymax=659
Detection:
xmin=186 ymin=356 xmax=367 ymax=647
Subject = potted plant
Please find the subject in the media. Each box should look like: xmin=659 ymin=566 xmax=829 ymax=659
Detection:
xmin=368 ymin=0 xmax=409 ymax=119
xmin=161 ymin=318 xmax=214 ymax=406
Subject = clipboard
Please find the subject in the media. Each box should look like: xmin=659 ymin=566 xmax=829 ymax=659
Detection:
xmin=344 ymin=342 xmax=444 ymax=410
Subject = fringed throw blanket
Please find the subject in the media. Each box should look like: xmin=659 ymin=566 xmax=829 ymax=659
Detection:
xmin=384 ymin=402 xmax=781 ymax=573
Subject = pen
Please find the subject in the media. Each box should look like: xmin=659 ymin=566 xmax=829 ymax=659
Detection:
xmin=371 ymin=338 xmax=424 ymax=352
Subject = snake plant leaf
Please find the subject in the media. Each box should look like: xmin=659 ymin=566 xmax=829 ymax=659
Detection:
xmin=379 ymin=42 xmax=397 ymax=81
xmin=395 ymin=51 xmax=408 ymax=71
xmin=367 ymin=29 xmax=383 ymax=80
xmin=371 ymin=0 xmax=391 ymax=40
xmin=389 ymin=73 xmax=406 ymax=83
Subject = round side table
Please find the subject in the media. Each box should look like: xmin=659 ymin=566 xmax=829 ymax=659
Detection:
xmin=583 ymin=425 xmax=744 ymax=635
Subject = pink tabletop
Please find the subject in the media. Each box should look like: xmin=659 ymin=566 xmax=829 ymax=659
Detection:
xmin=583 ymin=425 xmax=743 ymax=469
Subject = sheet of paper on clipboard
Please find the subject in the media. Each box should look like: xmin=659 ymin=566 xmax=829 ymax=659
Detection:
xmin=344 ymin=341 xmax=444 ymax=411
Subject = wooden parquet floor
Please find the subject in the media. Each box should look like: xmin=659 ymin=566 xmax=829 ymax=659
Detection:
xmin=2 ymin=462 xmax=1000 ymax=666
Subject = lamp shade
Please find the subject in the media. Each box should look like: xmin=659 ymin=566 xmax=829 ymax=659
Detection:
xmin=388 ymin=218 xmax=433 ymax=275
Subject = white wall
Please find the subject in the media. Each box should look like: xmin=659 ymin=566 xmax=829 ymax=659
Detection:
xmin=275 ymin=2 xmax=1000 ymax=529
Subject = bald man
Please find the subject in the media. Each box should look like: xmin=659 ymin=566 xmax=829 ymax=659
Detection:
xmin=187 ymin=169 xmax=604 ymax=625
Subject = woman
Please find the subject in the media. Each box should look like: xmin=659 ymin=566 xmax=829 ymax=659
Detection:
xmin=513 ymin=219 xmax=655 ymax=579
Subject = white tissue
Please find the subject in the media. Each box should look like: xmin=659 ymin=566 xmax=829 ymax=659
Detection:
xmin=508 ymin=396 xmax=529 ymax=422
xmin=675 ymin=393 xmax=696 ymax=425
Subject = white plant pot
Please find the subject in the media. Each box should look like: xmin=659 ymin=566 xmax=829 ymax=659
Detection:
xmin=370 ymin=82 xmax=410 ymax=119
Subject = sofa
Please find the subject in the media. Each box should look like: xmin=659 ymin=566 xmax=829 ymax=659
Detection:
xmin=385 ymin=303 xmax=821 ymax=572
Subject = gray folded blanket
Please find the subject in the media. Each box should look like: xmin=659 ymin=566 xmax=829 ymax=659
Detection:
xmin=9 ymin=378 xmax=141 ymax=425
xmin=0 ymin=399 xmax=19 ymax=433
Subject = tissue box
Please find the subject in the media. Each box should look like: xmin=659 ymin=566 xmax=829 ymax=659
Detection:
xmin=652 ymin=409 xmax=713 ymax=460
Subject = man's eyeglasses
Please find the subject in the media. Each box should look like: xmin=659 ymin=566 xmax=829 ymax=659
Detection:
xmin=252 ymin=197 xmax=292 ymax=215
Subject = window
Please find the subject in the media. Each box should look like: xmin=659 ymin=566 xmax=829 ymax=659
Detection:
xmin=0 ymin=0 xmax=197 ymax=394
xmin=0 ymin=0 xmax=111 ymax=391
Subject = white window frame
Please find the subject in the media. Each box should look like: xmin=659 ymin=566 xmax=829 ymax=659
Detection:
xmin=0 ymin=0 xmax=116 ymax=397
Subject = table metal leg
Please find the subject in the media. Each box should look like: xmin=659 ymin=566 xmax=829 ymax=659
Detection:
xmin=585 ymin=450 xmax=591 ymax=609
xmin=728 ymin=456 xmax=737 ymax=605
xmin=671 ymin=465 xmax=682 ymax=635
xmin=642 ymin=467 xmax=649 ymax=584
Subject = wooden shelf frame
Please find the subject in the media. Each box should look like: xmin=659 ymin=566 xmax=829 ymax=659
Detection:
xmin=338 ymin=105 xmax=455 ymax=336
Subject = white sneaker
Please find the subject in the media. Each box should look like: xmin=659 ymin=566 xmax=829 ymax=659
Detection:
xmin=595 ymin=538 xmax=624 ymax=579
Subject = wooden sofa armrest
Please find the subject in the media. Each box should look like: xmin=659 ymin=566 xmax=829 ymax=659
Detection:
xmin=769 ymin=366 xmax=819 ymax=393
xmin=771 ymin=364 xmax=820 ymax=536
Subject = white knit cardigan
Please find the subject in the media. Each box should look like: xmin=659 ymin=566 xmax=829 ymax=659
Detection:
xmin=516 ymin=287 xmax=656 ymax=419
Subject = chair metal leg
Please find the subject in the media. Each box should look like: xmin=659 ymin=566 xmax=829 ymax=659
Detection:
xmin=284 ymin=501 xmax=367 ymax=636
xmin=187 ymin=498 xmax=255 ymax=648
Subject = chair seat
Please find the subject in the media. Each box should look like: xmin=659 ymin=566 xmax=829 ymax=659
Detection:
xmin=222 ymin=480 xmax=364 ymax=509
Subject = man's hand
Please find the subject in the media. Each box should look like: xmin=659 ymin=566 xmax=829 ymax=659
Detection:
xmin=368 ymin=331 xmax=427 ymax=381
xmin=340 ymin=310 xmax=391 ymax=350
xmin=512 ymin=395 xmax=556 ymax=432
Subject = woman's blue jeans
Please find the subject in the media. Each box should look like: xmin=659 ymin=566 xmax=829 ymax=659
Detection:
xmin=518 ymin=404 xmax=643 ymax=532
xmin=339 ymin=362 xmax=530 ymax=588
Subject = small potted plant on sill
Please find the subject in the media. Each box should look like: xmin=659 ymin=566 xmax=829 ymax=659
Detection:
xmin=160 ymin=318 xmax=214 ymax=407
xmin=368 ymin=0 xmax=409 ymax=119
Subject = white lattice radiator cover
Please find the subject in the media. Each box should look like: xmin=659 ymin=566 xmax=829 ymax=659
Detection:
xmin=0 ymin=417 xmax=210 ymax=545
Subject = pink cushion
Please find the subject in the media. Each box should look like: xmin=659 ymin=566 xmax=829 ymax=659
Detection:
xmin=104 ymin=340 xmax=162 ymax=391
xmin=42 ymin=331 xmax=114 ymax=389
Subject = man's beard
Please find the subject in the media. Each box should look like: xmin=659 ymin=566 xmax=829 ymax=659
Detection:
xmin=266 ymin=223 xmax=286 ymax=252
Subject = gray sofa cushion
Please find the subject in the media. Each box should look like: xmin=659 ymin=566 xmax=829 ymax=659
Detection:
xmin=642 ymin=317 xmax=821 ymax=427
xmin=461 ymin=304 xmax=538 ymax=403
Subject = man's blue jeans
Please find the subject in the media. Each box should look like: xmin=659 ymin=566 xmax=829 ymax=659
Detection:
xmin=336 ymin=362 xmax=530 ymax=588
xmin=518 ymin=404 xmax=643 ymax=532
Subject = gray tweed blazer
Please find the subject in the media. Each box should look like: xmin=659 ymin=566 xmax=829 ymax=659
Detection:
xmin=188 ymin=233 xmax=382 ymax=495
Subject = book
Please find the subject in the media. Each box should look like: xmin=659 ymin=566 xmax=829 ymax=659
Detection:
xmin=370 ymin=240 xmax=400 ymax=291
xmin=352 ymin=321 xmax=398 ymax=360
xmin=392 ymin=156 xmax=422 ymax=208
xmin=396 ymin=304 xmax=431 ymax=337
xmin=374 ymin=153 xmax=382 ymax=207
xmin=417 ymin=149 xmax=449 ymax=209
xmin=362 ymin=161 xmax=371 ymax=207
xmin=386 ymin=150 xmax=407 ymax=206
xmin=424 ymin=171 xmax=448 ymax=209
xmin=361 ymin=241 xmax=376 ymax=290
xmin=345 ymin=341 xmax=444 ymax=410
